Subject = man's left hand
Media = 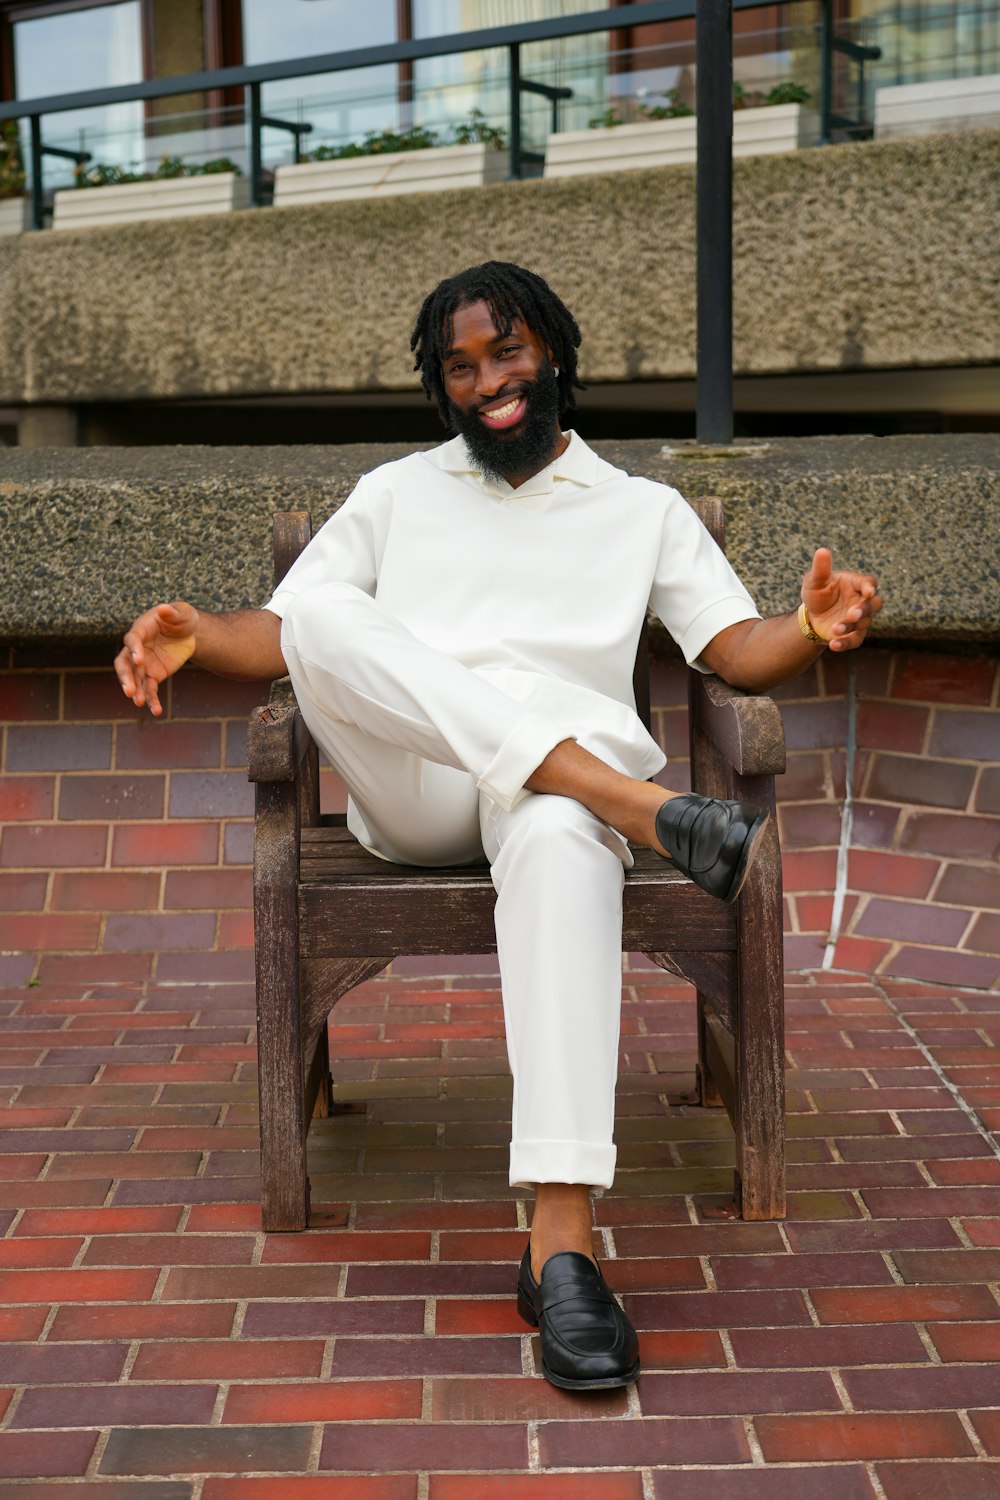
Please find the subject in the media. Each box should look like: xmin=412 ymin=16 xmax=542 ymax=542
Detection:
xmin=802 ymin=547 xmax=882 ymax=652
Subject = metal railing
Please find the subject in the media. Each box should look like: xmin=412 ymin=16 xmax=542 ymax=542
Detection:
xmin=0 ymin=0 xmax=823 ymax=229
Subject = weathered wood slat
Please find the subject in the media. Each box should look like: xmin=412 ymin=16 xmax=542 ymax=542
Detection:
xmin=248 ymin=704 xmax=314 ymax=784
xmin=691 ymin=673 xmax=786 ymax=779
xmin=646 ymin=950 xmax=737 ymax=1033
xmin=302 ymin=956 xmax=394 ymax=1036
xmin=703 ymin=1008 xmax=737 ymax=1117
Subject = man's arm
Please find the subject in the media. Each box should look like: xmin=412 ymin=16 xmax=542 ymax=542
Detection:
xmin=114 ymin=602 xmax=285 ymax=717
xmin=700 ymin=547 xmax=882 ymax=692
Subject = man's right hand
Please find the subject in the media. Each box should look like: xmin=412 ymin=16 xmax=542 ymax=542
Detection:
xmin=115 ymin=601 xmax=200 ymax=717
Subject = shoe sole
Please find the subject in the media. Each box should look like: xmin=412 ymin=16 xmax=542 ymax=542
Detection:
xmin=722 ymin=809 xmax=770 ymax=904
xmin=517 ymin=1286 xmax=640 ymax=1390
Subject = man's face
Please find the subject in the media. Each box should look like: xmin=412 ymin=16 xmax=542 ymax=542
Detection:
xmin=441 ymin=300 xmax=562 ymax=485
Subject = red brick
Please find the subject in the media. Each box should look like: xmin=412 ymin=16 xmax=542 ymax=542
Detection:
xmin=891 ymin=652 xmax=994 ymax=705
xmin=935 ymin=861 xmax=1000 ymax=908
xmin=874 ymin=1460 xmax=1000 ymax=1500
xmin=184 ymin=1202 xmax=262 ymax=1231
xmin=777 ymin=752 xmax=830 ymax=802
xmin=2 ymin=823 xmax=108 ymax=868
xmin=99 ymin=1425 xmax=312 ymax=1477
xmin=111 ymin=822 xmax=219 ymax=866
xmin=37 ymin=953 xmax=153 ymax=985
xmin=0 ymin=912 xmax=102 ymax=950
xmin=7 ymin=724 xmax=111 ymax=770
xmin=104 ymin=913 xmax=217 ymax=952
xmin=49 ymin=1302 xmax=237 ymax=1341
xmin=863 ymin=1186 xmax=1000 ymax=1217
xmin=132 ymin=1339 xmax=324 ymax=1381
xmin=218 ymin=911 xmax=254 ymax=947
xmin=812 ymin=1285 xmax=1000 ymax=1323
xmin=927 ymin=1322 xmax=1000 ymax=1361
xmin=893 ymin=1248 xmax=1000 ymax=1282
xmin=927 ymin=1157 xmax=1000 ymax=1185
xmin=966 ymin=911 xmax=1000 ymax=952
xmin=0 ymin=1181 xmax=111 ymax=1209
xmin=847 ymin=849 xmax=938 ymax=898
xmin=781 ymin=848 xmax=838 ymax=891
xmin=854 ymin=898 xmax=970 ymax=945
xmin=163 ymin=868 xmax=252 ymax=909
xmin=0 ymin=776 xmax=55 ymax=821
xmin=0 ymin=1235 xmax=84 ymax=1268
xmin=222 ymin=1378 xmax=420 ymax=1425
xmin=964 ymin=1219 xmax=1000 ymax=1246
xmin=970 ymin=1410 xmax=1000 ymax=1455
xmin=205 ymin=1482 xmax=417 ymax=1500
xmin=63 ymin=672 xmax=146 ymax=720
xmin=261 ymin=1230 xmax=430 ymax=1264
xmin=537 ymin=1417 xmax=749 ymax=1468
xmin=624 ymin=1289 xmax=811 ymax=1329
xmin=900 ymin=811 xmax=1000 ymax=861
xmin=0 ymin=871 xmax=48 ymax=910
xmin=0 ymin=674 xmax=60 ymax=721
xmin=162 ymin=1265 xmax=347 ymax=1300
xmin=0 ymin=1430 xmax=98 ymax=1478
xmin=116 ymin=719 xmax=222 ymax=769
xmin=0 ymin=1266 xmax=158 ymax=1302
xmin=865 ymin=753 xmax=975 ymax=810
xmin=729 ymin=1323 xmax=927 ymax=1367
xmin=757 ymin=1413 xmax=974 ymax=1461
xmin=433 ymin=1298 xmax=526 ymax=1335
xmin=319 ymin=1422 xmax=528 ymax=1473
xmin=82 ymin=1233 xmax=255 ymax=1267
xmin=711 ymin=1251 xmax=893 ymax=1290
xmin=16 ymin=1205 xmax=181 ymax=1236
xmin=885 ymin=947 xmax=1000 ymax=988
xmin=779 ymin=701 xmax=848 ymax=751
xmin=50 ymin=870 xmax=160 ymax=912
xmin=433 ymin=1479 xmax=642 ymax=1500
xmin=59 ymin=774 xmax=165 ymax=821
xmin=856 ymin=700 xmax=929 ymax=752
xmin=831 ymin=935 xmax=893 ymax=973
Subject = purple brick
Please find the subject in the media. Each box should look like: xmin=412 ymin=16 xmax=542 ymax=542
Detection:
xmin=13 ymin=1383 xmax=217 ymax=1428
xmin=104 ymin=914 xmax=217 ymax=952
xmin=7 ymin=725 xmax=111 ymax=772
xmin=58 ymin=775 xmax=165 ymax=821
xmin=929 ymin=709 xmax=1000 ymax=761
xmin=855 ymin=899 xmax=971 ymax=945
xmin=169 ymin=773 xmax=254 ymax=819
xmin=223 ymin=822 xmax=254 ymax=865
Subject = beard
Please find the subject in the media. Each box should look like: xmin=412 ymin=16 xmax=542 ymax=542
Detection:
xmin=445 ymin=359 xmax=562 ymax=485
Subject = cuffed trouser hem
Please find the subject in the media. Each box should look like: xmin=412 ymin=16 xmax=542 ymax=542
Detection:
xmin=509 ymin=1139 xmax=617 ymax=1191
xmin=477 ymin=716 xmax=574 ymax=812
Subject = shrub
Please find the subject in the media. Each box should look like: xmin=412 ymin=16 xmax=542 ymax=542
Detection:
xmin=0 ymin=120 xmax=25 ymax=201
xmin=74 ymin=154 xmax=243 ymax=188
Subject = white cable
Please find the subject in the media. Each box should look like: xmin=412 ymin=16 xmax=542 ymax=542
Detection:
xmin=822 ymin=654 xmax=855 ymax=970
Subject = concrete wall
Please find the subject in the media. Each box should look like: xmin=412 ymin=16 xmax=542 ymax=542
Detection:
xmin=0 ymin=130 xmax=997 ymax=407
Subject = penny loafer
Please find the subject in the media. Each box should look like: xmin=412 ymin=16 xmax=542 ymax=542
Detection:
xmin=655 ymin=792 xmax=769 ymax=903
xmin=516 ymin=1245 xmax=640 ymax=1390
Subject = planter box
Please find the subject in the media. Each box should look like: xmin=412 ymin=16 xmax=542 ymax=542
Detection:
xmin=0 ymin=197 xmax=28 ymax=236
xmin=52 ymin=172 xmax=249 ymax=232
xmin=875 ymin=73 xmax=1000 ymax=139
xmin=273 ymin=142 xmax=507 ymax=206
xmin=544 ymin=103 xmax=817 ymax=178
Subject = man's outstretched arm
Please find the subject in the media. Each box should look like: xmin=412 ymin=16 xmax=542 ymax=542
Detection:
xmin=701 ymin=546 xmax=882 ymax=693
xmin=114 ymin=602 xmax=285 ymax=717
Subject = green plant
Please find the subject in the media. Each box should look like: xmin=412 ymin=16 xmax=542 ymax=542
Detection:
xmin=451 ymin=109 xmax=506 ymax=151
xmin=75 ymin=154 xmax=243 ymax=188
xmin=639 ymin=89 xmax=694 ymax=121
xmin=0 ymin=120 xmax=25 ymax=201
xmin=764 ymin=81 xmax=812 ymax=106
xmin=308 ymin=124 xmax=440 ymax=161
xmin=587 ymin=107 xmax=624 ymax=129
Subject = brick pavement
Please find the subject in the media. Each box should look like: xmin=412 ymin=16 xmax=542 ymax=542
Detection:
xmin=1 ymin=957 xmax=999 ymax=1495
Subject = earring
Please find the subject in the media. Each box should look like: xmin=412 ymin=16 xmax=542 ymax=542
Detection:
xmin=553 ymin=365 xmax=560 ymax=376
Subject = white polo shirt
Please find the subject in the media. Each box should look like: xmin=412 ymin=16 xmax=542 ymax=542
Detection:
xmin=264 ymin=431 xmax=760 ymax=782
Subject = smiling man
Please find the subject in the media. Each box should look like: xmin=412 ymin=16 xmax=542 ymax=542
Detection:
xmin=116 ymin=261 xmax=881 ymax=1393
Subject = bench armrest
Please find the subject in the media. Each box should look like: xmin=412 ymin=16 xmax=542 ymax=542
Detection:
xmin=691 ymin=673 xmax=786 ymax=778
xmin=247 ymin=678 xmax=313 ymax=783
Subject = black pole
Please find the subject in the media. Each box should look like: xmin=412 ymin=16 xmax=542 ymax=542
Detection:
xmin=509 ymin=45 xmax=521 ymax=180
xmin=249 ymin=81 xmax=263 ymax=207
xmin=29 ymin=115 xmax=43 ymax=232
xmin=696 ymin=0 xmax=733 ymax=445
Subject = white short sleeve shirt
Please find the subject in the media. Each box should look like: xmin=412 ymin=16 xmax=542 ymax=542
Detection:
xmin=264 ymin=431 xmax=760 ymax=781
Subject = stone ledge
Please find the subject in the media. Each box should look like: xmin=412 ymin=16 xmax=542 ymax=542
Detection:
xmin=1 ymin=433 xmax=997 ymax=643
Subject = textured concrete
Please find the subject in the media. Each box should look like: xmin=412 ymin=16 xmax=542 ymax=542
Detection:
xmin=0 ymin=434 xmax=997 ymax=642
xmin=0 ymin=131 xmax=998 ymax=405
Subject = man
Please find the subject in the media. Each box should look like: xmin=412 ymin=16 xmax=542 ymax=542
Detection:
xmin=116 ymin=261 xmax=880 ymax=1392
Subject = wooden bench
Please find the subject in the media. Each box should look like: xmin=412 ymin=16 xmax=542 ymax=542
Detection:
xmin=249 ymin=504 xmax=787 ymax=1231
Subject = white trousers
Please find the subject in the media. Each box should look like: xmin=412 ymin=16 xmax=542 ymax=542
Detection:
xmin=280 ymin=583 xmax=632 ymax=1189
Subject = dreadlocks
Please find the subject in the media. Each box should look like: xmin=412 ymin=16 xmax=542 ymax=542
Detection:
xmin=410 ymin=261 xmax=584 ymax=420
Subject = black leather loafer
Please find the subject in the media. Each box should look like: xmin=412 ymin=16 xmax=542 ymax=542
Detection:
xmin=655 ymin=792 xmax=769 ymax=903
xmin=516 ymin=1246 xmax=640 ymax=1390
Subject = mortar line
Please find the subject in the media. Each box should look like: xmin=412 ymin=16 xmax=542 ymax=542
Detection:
xmin=822 ymin=653 xmax=856 ymax=971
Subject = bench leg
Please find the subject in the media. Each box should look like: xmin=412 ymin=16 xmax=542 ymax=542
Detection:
xmin=696 ymin=994 xmax=726 ymax=1107
xmin=732 ymin=776 xmax=786 ymax=1221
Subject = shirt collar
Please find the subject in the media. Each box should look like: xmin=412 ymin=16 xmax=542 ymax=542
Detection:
xmin=431 ymin=429 xmax=601 ymax=495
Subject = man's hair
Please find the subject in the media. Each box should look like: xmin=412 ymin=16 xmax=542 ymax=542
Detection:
xmin=410 ymin=261 xmax=584 ymax=417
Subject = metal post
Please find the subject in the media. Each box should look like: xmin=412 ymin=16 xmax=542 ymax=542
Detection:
xmin=696 ymin=0 xmax=733 ymax=445
xmin=819 ymin=0 xmax=833 ymax=144
xmin=248 ymin=81 xmax=263 ymax=207
xmin=509 ymin=44 xmax=521 ymax=180
xmin=29 ymin=115 xmax=43 ymax=232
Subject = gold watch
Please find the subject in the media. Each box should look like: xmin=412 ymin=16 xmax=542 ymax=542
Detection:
xmin=797 ymin=601 xmax=827 ymax=645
